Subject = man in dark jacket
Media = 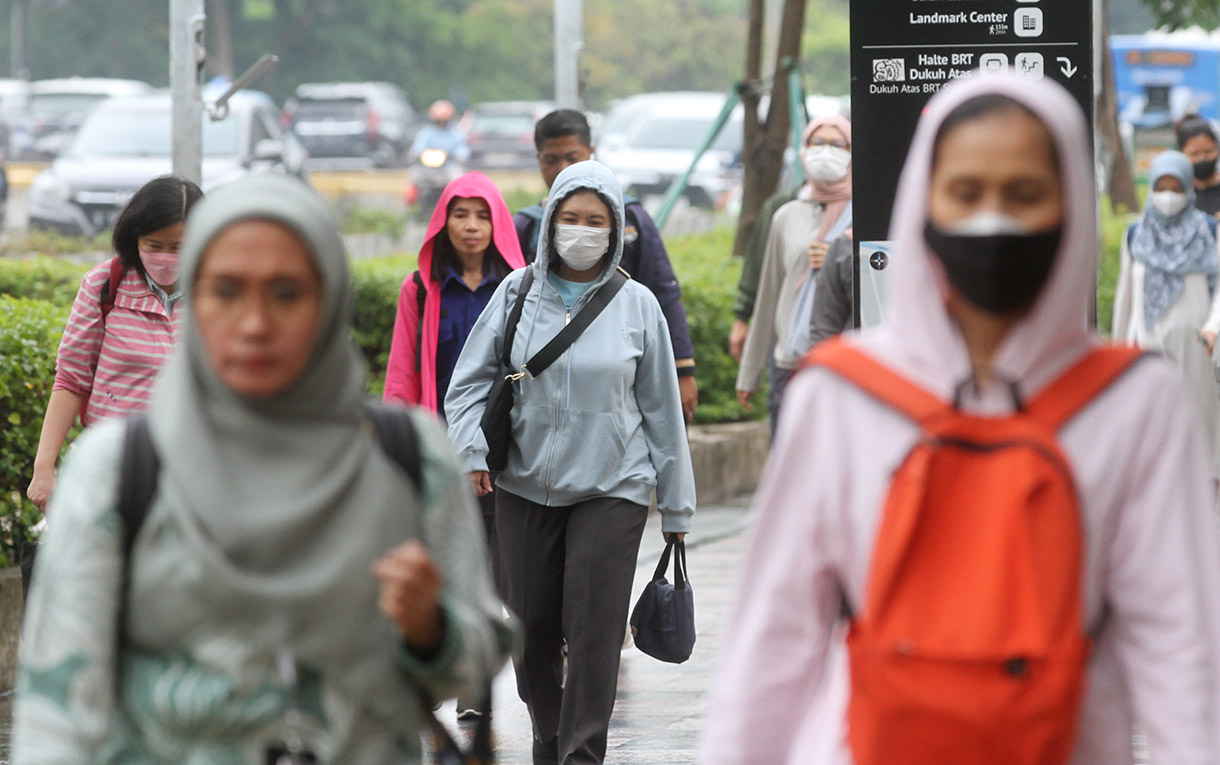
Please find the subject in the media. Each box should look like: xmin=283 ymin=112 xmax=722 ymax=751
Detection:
xmin=515 ymin=109 xmax=698 ymax=419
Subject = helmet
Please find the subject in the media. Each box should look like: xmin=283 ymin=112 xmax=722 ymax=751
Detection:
xmin=428 ymin=100 xmax=456 ymax=123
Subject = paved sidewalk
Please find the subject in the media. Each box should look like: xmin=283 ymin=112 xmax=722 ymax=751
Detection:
xmin=436 ymin=500 xmax=753 ymax=764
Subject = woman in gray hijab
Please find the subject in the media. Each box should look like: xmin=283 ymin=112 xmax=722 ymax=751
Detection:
xmin=14 ymin=174 xmax=513 ymax=764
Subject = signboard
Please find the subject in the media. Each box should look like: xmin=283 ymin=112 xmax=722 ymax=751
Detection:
xmin=850 ymin=0 xmax=1093 ymax=328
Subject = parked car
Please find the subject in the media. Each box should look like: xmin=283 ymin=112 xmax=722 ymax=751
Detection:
xmin=596 ymin=92 xmax=743 ymax=209
xmin=23 ymin=77 xmax=153 ymax=160
xmin=283 ymin=82 xmax=417 ymax=167
xmin=28 ymin=90 xmax=308 ymax=238
xmin=462 ymin=100 xmax=555 ymax=170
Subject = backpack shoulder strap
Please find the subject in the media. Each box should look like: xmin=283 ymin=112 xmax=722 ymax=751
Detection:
xmin=1024 ymin=345 xmax=1148 ymax=431
xmin=805 ymin=338 xmax=947 ymax=425
xmin=118 ymin=413 xmax=160 ymax=559
xmin=363 ymin=400 xmax=422 ymax=492
xmin=100 ymin=257 xmax=124 ymax=319
xmin=412 ymin=270 xmax=426 ymax=374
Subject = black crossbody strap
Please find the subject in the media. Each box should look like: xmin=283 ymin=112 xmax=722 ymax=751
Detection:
xmin=500 ymin=269 xmax=536 ymax=368
xmin=523 ymin=270 xmax=628 ymax=378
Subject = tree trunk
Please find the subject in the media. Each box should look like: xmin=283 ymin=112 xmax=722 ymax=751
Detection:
xmin=1097 ymin=7 xmax=1139 ymax=213
xmin=732 ymin=0 xmax=807 ymax=257
xmin=208 ymin=0 xmax=235 ymax=80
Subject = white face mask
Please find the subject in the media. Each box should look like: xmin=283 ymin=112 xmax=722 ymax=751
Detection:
xmin=1151 ymin=190 xmax=1190 ymax=218
xmin=942 ymin=210 xmax=1032 ymax=236
xmin=801 ymin=145 xmax=851 ymax=183
xmin=554 ymin=224 xmax=611 ymax=271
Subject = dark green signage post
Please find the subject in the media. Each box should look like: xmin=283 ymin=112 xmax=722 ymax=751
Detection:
xmin=850 ymin=0 xmax=1094 ymax=326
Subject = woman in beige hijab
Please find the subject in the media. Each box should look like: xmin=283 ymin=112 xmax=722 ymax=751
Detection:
xmin=15 ymin=174 xmax=512 ymax=763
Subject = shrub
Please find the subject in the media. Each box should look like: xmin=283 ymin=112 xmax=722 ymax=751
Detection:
xmin=350 ymin=254 xmax=418 ymax=393
xmin=666 ymin=228 xmax=767 ymax=425
xmin=343 ymin=208 xmax=408 ymax=238
xmin=0 ymin=296 xmax=69 ymax=567
xmin=0 ymin=257 xmax=91 ymax=304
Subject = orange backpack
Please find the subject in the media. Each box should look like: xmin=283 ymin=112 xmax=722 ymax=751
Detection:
xmin=806 ymin=340 xmax=1144 ymax=765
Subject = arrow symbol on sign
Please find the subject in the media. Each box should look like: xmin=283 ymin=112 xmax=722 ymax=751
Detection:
xmin=1057 ymin=57 xmax=1078 ymax=77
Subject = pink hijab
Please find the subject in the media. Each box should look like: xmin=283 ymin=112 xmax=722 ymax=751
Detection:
xmin=861 ymin=73 xmax=1097 ymax=400
xmin=803 ymin=114 xmax=853 ymax=241
xmin=416 ymin=171 xmax=525 ymax=411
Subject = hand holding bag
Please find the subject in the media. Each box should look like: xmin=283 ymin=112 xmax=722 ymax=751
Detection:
xmin=630 ymin=538 xmax=695 ymax=664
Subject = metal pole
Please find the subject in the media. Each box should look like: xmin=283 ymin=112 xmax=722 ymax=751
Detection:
xmin=554 ymin=0 xmax=583 ymax=109
xmin=170 ymin=0 xmax=206 ymax=185
xmin=11 ymin=0 xmax=27 ymax=79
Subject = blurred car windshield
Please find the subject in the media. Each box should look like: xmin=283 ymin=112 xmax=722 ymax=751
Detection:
xmin=71 ymin=109 xmax=240 ymax=157
xmin=30 ymin=93 xmax=108 ymax=119
xmin=295 ymin=98 xmax=367 ymax=119
xmin=469 ymin=112 xmax=535 ymax=135
xmin=630 ymin=116 xmax=740 ymax=152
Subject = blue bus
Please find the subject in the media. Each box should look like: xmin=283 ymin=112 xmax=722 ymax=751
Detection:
xmin=1112 ymin=34 xmax=1220 ymax=126
xmin=1111 ymin=33 xmax=1220 ymax=177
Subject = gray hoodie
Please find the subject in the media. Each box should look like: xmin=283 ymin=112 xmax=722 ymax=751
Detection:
xmin=445 ymin=161 xmax=695 ymax=532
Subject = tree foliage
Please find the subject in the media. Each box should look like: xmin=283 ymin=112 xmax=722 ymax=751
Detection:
xmin=2 ymin=0 xmax=763 ymax=110
xmin=1138 ymin=0 xmax=1220 ymax=30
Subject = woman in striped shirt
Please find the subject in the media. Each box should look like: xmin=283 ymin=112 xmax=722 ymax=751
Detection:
xmin=26 ymin=175 xmax=203 ymax=511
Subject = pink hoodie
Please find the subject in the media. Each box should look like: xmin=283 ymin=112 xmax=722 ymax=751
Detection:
xmin=383 ymin=172 xmax=525 ymax=413
xmin=702 ymin=74 xmax=1220 ymax=764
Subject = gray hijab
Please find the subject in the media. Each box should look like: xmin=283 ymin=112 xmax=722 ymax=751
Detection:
xmin=132 ymin=173 xmax=425 ymax=727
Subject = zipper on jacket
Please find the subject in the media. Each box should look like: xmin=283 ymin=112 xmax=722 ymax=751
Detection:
xmin=541 ymin=286 xmax=570 ymax=505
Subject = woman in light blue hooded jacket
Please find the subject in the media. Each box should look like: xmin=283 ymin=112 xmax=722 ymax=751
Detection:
xmin=446 ymin=160 xmax=696 ymax=765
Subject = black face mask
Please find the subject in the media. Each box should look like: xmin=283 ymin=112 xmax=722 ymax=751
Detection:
xmin=923 ymin=221 xmax=1062 ymax=315
xmin=1193 ymin=158 xmax=1218 ymax=182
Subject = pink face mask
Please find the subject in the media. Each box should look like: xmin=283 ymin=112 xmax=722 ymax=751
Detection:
xmin=139 ymin=251 xmax=179 ymax=287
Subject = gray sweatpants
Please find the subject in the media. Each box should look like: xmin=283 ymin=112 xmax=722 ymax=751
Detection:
xmin=495 ymin=489 xmax=649 ymax=765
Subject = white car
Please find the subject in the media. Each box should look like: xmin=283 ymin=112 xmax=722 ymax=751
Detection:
xmin=28 ymin=90 xmax=309 ymax=237
xmin=596 ymin=92 xmax=744 ymax=209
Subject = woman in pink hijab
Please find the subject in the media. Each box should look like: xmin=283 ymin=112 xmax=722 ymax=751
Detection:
xmin=703 ymin=74 xmax=1220 ymax=763
xmin=735 ymin=114 xmax=852 ymax=434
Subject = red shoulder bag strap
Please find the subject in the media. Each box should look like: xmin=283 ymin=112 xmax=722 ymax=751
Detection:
xmin=1024 ymin=345 xmax=1147 ymax=430
xmin=100 ymin=256 xmax=124 ymax=319
xmin=805 ymin=339 xmax=948 ymax=425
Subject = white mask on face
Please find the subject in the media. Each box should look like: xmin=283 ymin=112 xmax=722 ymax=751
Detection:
xmin=554 ymin=224 xmax=611 ymax=271
xmin=1151 ymin=190 xmax=1190 ymax=218
xmin=801 ymin=145 xmax=851 ymax=183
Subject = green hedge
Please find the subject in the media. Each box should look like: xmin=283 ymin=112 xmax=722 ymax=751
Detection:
xmin=0 ymin=296 xmax=69 ymax=566
xmin=0 ymin=257 xmax=91 ymax=304
xmin=666 ymin=228 xmax=767 ymax=424
xmin=350 ymin=254 xmax=417 ymax=395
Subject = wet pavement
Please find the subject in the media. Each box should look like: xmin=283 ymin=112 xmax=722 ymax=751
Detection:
xmin=441 ymin=501 xmax=750 ymax=764
xmin=0 ymin=500 xmax=752 ymax=764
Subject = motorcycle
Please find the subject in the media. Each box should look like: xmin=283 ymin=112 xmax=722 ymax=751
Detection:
xmin=404 ymin=148 xmax=464 ymax=220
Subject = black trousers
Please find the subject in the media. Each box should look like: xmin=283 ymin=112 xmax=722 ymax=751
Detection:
xmin=495 ymin=489 xmax=649 ymax=765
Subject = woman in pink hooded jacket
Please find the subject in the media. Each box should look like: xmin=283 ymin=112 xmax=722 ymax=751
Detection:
xmin=385 ymin=171 xmax=526 ymax=416
xmin=384 ymin=170 xmax=524 ymax=719
xmin=702 ymin=75 xmax=1220 ymax=762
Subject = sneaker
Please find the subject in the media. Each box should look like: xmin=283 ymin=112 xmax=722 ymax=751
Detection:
xmin=456 ymin=707 xmax=482 ymax=722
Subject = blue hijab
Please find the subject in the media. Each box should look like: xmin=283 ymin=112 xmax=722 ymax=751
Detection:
xmin=1130 ymin=150 xmax=1218 ymax=328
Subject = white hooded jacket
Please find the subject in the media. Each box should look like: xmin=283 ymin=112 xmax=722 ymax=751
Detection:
xmin=702 ymin=74 xmax=1220 ymax=764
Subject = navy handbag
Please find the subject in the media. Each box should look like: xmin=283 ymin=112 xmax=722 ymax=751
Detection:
xmin=630 ymin=539 xmax=695 ymax=664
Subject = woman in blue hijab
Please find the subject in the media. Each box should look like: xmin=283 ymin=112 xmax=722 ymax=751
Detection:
xmin=1113 ymin=149 xmax=1220 ymax=473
